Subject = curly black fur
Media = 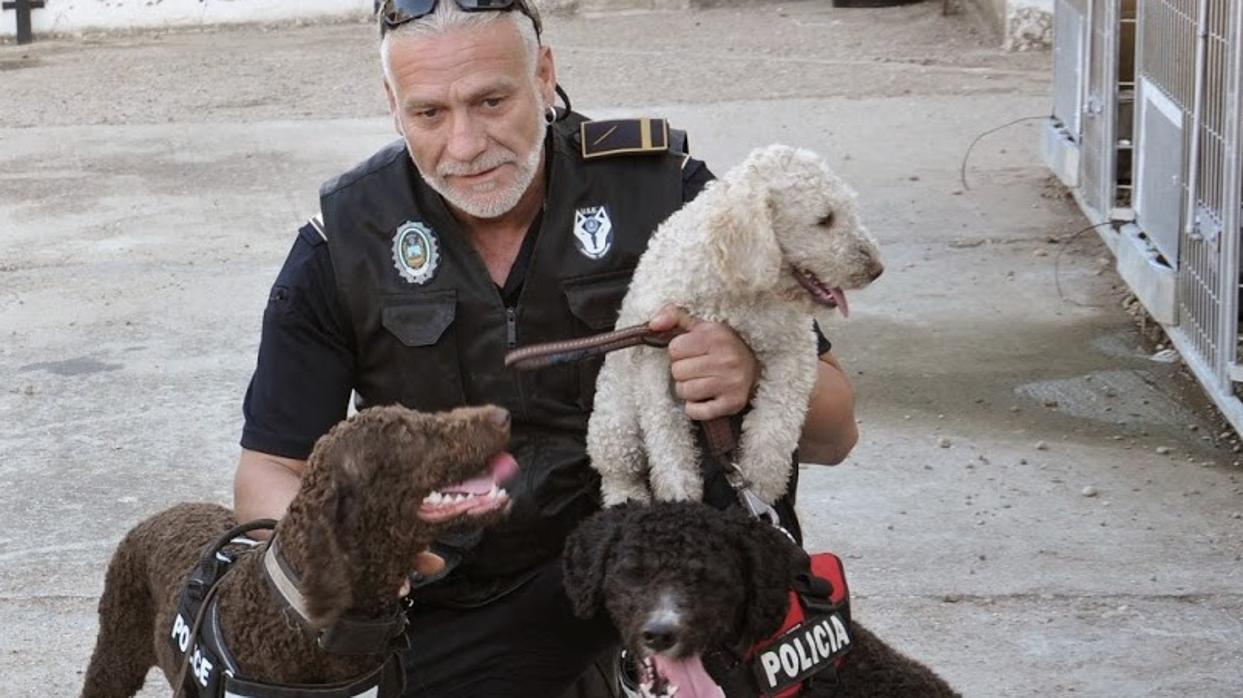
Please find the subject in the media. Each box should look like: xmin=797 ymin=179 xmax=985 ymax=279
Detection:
xmin=564 ymin=502 xmax=960 ymax=697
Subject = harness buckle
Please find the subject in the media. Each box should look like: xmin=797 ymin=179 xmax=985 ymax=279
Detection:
xmin=723 ymin=461 xmax=796 ymax=543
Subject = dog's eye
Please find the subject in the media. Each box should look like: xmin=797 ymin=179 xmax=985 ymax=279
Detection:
xmin=818 ymin=213 xmax=835 ymax=227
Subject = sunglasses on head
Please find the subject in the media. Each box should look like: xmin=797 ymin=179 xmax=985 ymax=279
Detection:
xmin=378 ymin=0 xmax=543 ymax=38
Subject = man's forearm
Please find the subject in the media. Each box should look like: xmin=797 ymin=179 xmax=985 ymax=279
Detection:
xmin=798 ymin=354 xmax=858 ymax=465
xmin=233 ymin=449 xmax=308 ymax=534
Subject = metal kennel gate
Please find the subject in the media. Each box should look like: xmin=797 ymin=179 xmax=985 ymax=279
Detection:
xmin=1045 ymin=0 xmax=1136 ymax=225
xmin=1046 ymin=1 xmax=1243 ymax=435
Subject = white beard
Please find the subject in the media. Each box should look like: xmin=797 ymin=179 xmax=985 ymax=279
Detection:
xmin=422 ymin=118 xmax=545 ymax=220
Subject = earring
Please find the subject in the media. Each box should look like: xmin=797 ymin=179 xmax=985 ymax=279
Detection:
xmin=545 ymin=105 xmax=557 ymax=125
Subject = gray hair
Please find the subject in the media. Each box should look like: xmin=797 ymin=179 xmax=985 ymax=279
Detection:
xmin=380 ymin=2 xmax=542 ymax=84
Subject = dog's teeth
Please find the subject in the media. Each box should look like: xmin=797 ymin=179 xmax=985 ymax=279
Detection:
xmin=497 ymin=488 xmax=507 ymax=499
xmin=453 ymin=493 xmax=466 ymax=503
xmin=426 ymin=492 xmax=441 ymax=504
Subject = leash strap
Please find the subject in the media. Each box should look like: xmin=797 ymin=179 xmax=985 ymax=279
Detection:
xmin=172 ymin=519 xmax=278 ymax=698
xmin=505 ymin=324 xmax=789 ymax=535
xmin=503 ymin=323 xmax=681 ymax=370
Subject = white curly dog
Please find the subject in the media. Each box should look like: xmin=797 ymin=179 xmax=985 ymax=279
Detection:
xmin=587 ymin=144 xmax=883 ymax=507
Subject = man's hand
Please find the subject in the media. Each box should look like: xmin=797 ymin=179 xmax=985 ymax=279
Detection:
xmin=649 ymin=305 xmax=758 ymax=421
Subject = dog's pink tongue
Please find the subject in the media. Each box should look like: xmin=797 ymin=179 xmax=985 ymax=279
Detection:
xmin=650 ymin=655 xmax=725 ymax=698
xmin=829 ymin=287 xmax=849 ymax=318
xmin=442 ymin=452 xmax=519 ymax=495
xmin=488 ymin=451 xmax=518 ymax=481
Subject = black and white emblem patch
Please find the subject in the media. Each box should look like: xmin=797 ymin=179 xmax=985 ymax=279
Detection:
xmin=573 ymin=206 xmax=613 ymax=260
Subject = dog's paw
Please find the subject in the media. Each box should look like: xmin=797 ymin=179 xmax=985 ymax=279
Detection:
xmin=648 ymin=468 xmax=703 ymax=503
xmin=602 ymin=480 xmax=653 ymax=507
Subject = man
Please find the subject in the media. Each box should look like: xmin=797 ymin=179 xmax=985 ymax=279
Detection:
xmin=233 ymin=0 xmax=860 ymax=695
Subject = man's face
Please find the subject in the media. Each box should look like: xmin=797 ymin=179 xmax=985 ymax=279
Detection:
xmin=383 ymin=20 xmax=555 ymax=220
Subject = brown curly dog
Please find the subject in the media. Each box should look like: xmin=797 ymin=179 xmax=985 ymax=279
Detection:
xmin=81 ymin=404 xmax=519 ymax=697
xmin=564 ymin=502 xmax=960 ymax=698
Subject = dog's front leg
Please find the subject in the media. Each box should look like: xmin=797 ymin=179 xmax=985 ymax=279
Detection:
xmin=587 ymin=352 xmax=653 ymax=506
xmin=737 ymin=342 xmax=819 ymax=504
xmin=635 ymin=348 xmax=704 ymax=502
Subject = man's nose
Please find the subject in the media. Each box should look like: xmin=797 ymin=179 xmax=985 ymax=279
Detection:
xmin=446 ymin=113 xmax=488 ymax=164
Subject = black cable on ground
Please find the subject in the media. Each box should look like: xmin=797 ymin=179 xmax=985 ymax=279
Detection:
xmin=960 ymin=115 xmax=1049 ymax=192
xmin=1053 ymin=221 xmax=1120 ymax=307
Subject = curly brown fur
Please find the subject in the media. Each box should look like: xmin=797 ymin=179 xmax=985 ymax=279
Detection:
xmin=564 ymin=503 xmax=959 ymax=697
xmin=81 ymin=404 xmax=515 ymax=697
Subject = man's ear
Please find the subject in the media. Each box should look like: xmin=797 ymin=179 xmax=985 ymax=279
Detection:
xmin=537 ymin=46 xmax=557 ymax=109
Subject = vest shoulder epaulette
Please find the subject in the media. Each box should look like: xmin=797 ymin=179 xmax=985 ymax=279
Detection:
xmin=579 ymin=118 xmax=674 ymax=160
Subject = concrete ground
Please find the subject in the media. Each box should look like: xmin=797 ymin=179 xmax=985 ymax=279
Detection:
xmin=2 ymin=2 xmax=1241 ymax=696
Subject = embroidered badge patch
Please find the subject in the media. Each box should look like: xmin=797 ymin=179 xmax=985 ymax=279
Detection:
xmin=573 ymin=206 xmax=613 ymax=260
xmin=392 ymin=221 xmax=441 ymax=285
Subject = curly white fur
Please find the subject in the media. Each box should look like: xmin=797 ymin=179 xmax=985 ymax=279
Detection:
xmin=587 ymin=144 xmax=883 ymax=506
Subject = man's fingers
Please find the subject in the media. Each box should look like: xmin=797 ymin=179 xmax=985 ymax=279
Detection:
xmin=674 ymin=377 xmax=719 ymax=403
xmin=648 ymin=305 xmax=699 ymax=333
xmin=413 ymin=551 xmax=446 ymax=577
xmin=684 ymin=396 xmax=736 ymax=422
xmin=669 ymin=354 xmax=718 ymax=382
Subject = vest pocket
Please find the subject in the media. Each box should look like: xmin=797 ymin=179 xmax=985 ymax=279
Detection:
xmin=562 ymin=269 xmax=635 ymax=411
xmin=562 ymin=268 xmax=634 ymax=331
xmin=380 ymin=290 xmax=465 ymax=410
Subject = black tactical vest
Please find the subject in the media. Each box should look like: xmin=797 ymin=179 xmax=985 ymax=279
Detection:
xmin=320 ymin=113 xmax=685 ymax=605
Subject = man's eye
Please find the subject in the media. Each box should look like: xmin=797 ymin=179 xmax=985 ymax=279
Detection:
xmin=414 ymin=108 xmax=440 ymax=120
xmin=482 ymin=97 xmax=505 ymax=109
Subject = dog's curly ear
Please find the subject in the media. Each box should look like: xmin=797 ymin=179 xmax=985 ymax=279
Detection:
xmin=301 ymin=454 xmax=362 ymax=626
xmin=562 ymin=506 xmax=627 ymax=619
xmin=728 ymin=512 xmax=802 ymax=643
xmin=705 ymin=176 xmax=781 ymax=295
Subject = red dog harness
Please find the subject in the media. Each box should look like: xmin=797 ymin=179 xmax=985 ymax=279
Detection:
xmin=751 ymin=553 xmax=852 ymax=696
xmin=701 ymin=552 xmax=852 ymax=698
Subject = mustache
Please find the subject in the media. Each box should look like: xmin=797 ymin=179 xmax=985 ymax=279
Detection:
xmin=438 ymin=150 xmax=517 ymax=177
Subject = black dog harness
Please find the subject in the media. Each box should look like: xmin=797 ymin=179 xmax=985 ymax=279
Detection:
xmin=169 ymin=520 xmax=407 ymax=698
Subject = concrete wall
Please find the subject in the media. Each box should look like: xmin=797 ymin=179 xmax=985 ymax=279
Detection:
xmin=966 ymin=0 xmax=1053 ymax=51
xmin=1006 ymin=0 xmax=1053 ymax=51
xmin=3 ymin=0 xmax=372 ymax=38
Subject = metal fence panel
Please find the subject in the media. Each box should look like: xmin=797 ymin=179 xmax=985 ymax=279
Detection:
xmin=1054 ymin=0 xmax=1088 ymax=137
xmin=1080 ymin=0 xmax=1115 ymax=219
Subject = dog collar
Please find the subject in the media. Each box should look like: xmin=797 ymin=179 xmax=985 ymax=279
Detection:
xmin=262 ymin=538 xmax=410 ymax=656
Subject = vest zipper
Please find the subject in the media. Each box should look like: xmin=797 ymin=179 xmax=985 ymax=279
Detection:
xmin=505 ymin=307 xmax=517 ymax=348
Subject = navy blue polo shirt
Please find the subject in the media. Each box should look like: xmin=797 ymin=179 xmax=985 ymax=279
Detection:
xmin=241 ymin=157 xmax=832 ymax=459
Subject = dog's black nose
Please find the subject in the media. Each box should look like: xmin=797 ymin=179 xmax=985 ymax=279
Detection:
xmin=868 ymin=261 xmax=885 ymax=281
xmin=641 ymin=622 xmax=679 ymax=653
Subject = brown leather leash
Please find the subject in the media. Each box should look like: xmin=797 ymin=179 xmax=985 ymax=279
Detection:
xmin=503 ymin=323 xmax=682 ymax=371
xmin=504 ymin=324 xmax=785 ymax=528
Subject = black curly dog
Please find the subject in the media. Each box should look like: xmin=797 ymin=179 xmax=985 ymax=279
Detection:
xmin=564 ymin=502 xmax=959 ymax=697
